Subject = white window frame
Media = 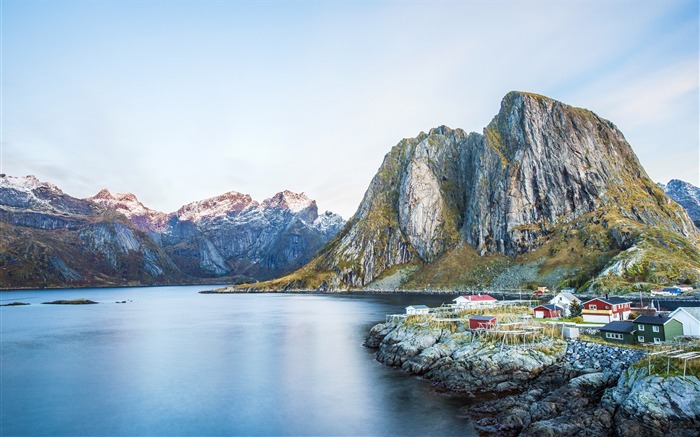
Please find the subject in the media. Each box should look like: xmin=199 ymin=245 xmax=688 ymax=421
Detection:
xmin=638 ymin=325 xmax=645 ymax=331
xmin=652 ymin=326 xmax=660 ymax=333
xmin=606 ymin=332 xmax=623 ymax=340
xmin=638 ymin=336 xmax=645 ymax=342
xmin=590 ymin=304 xmax=597 ymax=310
xmin=653 ymin=338 xmax=661 ymax=343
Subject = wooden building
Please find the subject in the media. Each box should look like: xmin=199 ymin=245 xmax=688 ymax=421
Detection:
xmin=533 ymin=304 xmax=563 ymax=319
xmin=599 ymin=321 xmax=636 ymax=345
xmin=582 ymin=297 xmax=632 ymax=323
xmin=469 ymin=315 xmax=497 ymax=329
xmin=633 ymin=315 xmax=684 ymax=344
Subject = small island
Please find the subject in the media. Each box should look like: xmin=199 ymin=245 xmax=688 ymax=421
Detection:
xmin=0 ymin=302 xmax=31 ymax=306
xmin=42 ymin=298 xmax=98 ymax=305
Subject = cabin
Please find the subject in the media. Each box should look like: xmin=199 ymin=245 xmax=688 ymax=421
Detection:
xmin=668 ymin=307 xmax=700 ymax=337
xmin=469 ymin=315 xmax=497 ymax=330
xmin=582 ymin=297 xmax=632 ymax=323
xmin=533 ymin=304 xmax=563 ymax=319
xmin=548 ymin=292 xmax=581 ymax=317
xmin=599 ymin=321 xmax=636 ymax=345
xmin=453 ymin=294 xmax=497 ymax=309
xmin=633 ymin=315 xmax=684 ymax=344
xmin=406 ymin=305 xmax=430 ymax=316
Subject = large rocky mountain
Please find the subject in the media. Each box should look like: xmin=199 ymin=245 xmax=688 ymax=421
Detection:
xmin=251 ymin=91 xmax=700 ymax=292
xmin=661 ymin=179 xmax=700 ymax=228
xmin=0 ymin=175 xmax=343 ymax=289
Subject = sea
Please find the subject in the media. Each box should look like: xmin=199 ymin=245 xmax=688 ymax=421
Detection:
xmin=0 ymin=286 xmax=476 ymax=436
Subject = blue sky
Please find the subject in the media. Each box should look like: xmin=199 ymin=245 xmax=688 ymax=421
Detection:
xmin=2 ymin=0 xmax=698 ymax=219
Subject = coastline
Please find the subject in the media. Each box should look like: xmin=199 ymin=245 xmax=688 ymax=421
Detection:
xmin=364 ymin=316 xmax=700 ymax=436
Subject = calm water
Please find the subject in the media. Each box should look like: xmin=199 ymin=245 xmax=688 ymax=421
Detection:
xmin=1 ymin=286 xmax=475 ymax=436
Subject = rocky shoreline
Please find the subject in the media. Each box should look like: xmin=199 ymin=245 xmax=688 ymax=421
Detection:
xmin=365 ymin=319 xmax=700 ymax=436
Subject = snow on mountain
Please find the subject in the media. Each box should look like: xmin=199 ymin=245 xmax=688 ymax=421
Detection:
xmin=0 ymin=174 xmax=98 ymax=216
xmin=0 ymin=174 xmax=62 ymax=193
xmin=262 ymin=190 xmax=316 ymax=214
xmin=88 ymin=188 xmax=169 ymax=232
xmin=313 ymin=211 xmax=345 ymax=236
xmin=663 ymin=179 xmax=700 ymax=225
xmin=174 ymin=191 xmax=257 ymax=223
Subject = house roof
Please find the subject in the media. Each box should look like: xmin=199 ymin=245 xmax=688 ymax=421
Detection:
xmin=669 ymin=307 xmax=700 ymax=322
xmin=549 ymin=292 xmax=580 ymax=304
xmin=585 ymin=296 xmax=631 ymax=305
xmin=470 ymin=315 xmax=496 ymax=321
xmin=600 ymin=321 xmax=636 ymax=333
xmin=535 ymin=304 xmax=563 ymax=312
xmin=634 ymin=315 xmax=673 ymax=325
xmin=407 ymin=305 xmax=429 ymax=309
xmin=454 ymin=295 xmax=497 ymax=302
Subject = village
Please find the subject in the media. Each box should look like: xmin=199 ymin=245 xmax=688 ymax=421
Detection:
xmin=391 ymin=289 xmax=700 ymax=377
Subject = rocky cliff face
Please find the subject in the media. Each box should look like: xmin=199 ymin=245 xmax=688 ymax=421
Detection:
xmin=254 ymin=92 xmax=700 ymax=291
xmin=0 ymin=175 xmax=344 ymax=288
xmin=662 ymin=179 xmax=700 ymax=228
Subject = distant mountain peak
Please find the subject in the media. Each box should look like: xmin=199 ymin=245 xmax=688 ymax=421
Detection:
xmin=175 ymin=190 xmax=256 ymax=222
xmin=663 ymin=179 xmax=700 ymax=226
xmin=0 ymin=174 xmax=63 ymax=193
xmin=263 ymin=190 xmax=316 ymax=213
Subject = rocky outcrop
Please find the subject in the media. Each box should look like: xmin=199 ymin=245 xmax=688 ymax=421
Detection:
xmin=259 ymin=91 xmax=700 ymax=291
xmin=607 ymin=367 xmax=700 ymax=437
xmin=367 ymin=319 xmax=566 ymax=395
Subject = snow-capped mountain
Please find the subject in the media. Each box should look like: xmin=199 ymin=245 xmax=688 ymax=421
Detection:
xmin=161 ymin=190 xmax=344 ymax=279
xmin=88 ymin=189 xmax=169 ymax=233
xmin=0 ymin=174 xmax=345 ymax=288
xmin=0 ymin=174 xmax=179 ymax=288
xmin=662 ymin=179 xmax=700 ymax=227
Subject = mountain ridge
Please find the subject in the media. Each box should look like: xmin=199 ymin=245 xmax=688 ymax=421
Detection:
xmin=0 ymin=174 xmax=344 ymax=289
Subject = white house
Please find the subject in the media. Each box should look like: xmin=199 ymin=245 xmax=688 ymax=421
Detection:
xmin=453 ymin=294 xmax=497 ymax=309
xmin=406 ymin=305 xmax=430 ymax=316
xmin=548 ymin=292 xmax=581 ymax=317
xmin=668 ymin=307 xmax=700 ymax=337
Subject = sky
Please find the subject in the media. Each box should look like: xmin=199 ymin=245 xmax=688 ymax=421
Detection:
xmin=2 ymin=0 xmax=698 ymax=219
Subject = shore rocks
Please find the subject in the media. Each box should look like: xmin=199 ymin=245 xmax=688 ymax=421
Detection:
xmin=368 ymin=320 xmax=565 ymax=395
xmin=607 ymin=366 xmax=700 ymax=437
xmin=365 ymin=320 xmax=700 ymax=436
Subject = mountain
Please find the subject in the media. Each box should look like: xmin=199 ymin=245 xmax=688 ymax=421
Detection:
xmin=0 ymin=175 xmax=344 ymax=289
xmin=249 ymin=91 xmax=700 ymax=292
xmin=157 ymin=190 xmax=344 ymax=279
xmin=0 ymin=175 xmax=181 ymax=288
xmin=661 ymin=179 xmax=700 ymax=228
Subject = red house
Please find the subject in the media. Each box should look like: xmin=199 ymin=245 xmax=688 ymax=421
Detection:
xmin=582 ymin=297 xmax=632 ymax=323
xmin=469 ymin=315 xmax=497 ymax=329
xmin=533 ymin=304 xmax=563 ymax=319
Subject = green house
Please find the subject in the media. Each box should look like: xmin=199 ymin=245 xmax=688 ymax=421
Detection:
xmin=633 ymin=315 xmax=684 ymax=344
xmin=599 ymin=321 xmax=636 ymax=345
